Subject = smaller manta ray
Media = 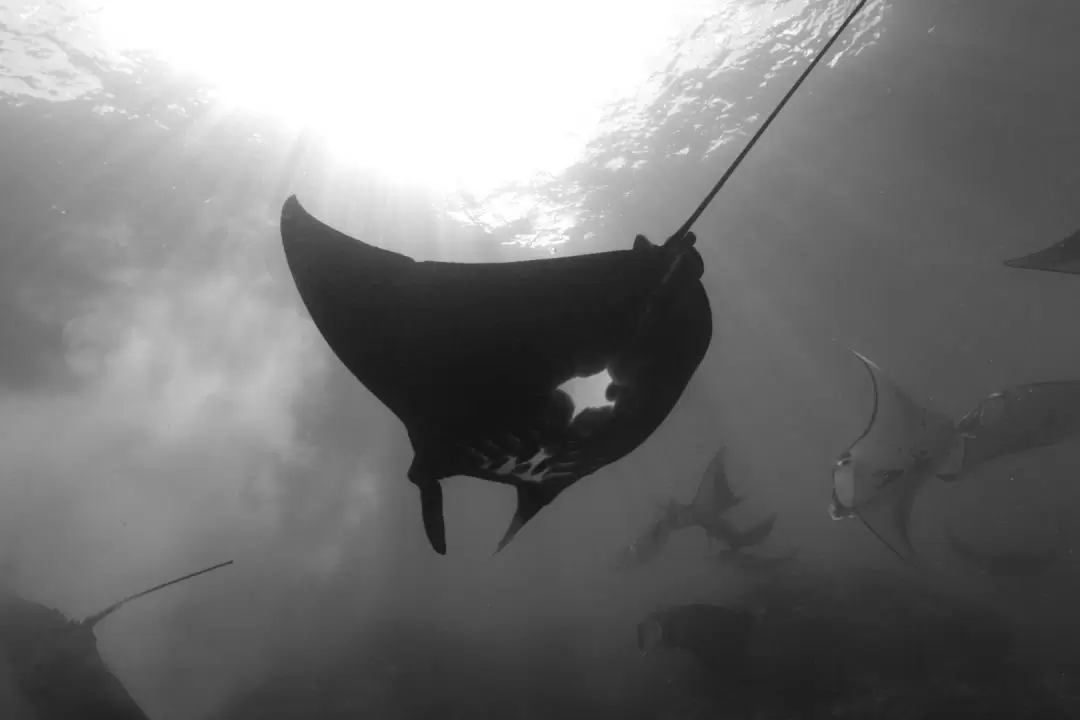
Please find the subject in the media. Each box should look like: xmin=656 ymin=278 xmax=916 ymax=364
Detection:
xmin=940 ymin=381 xmax=1080 ymax=482
xmin=1004 ymin=229 xmax=1080 ymax=275
xmin=692 ymin=448 xmax=744 ymax=517
xmin=830 ymin=350 xmax=958 ymax=565
xmin=280 ymin=195 xmax=712 ymax=555
xmin=0 ymin=560 xmax=232 ymax=720
xmin=947 ymin=526 xmax=1068 ymax=578
xmin=657 ymin=448 xmax=765 ymax=549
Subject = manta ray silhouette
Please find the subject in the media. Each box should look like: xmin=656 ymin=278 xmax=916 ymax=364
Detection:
xmin=1004 ymin=229 xmax=1080 ymax=275
xmin=280 ymin=195 xmax=712 ymax=554
xmin=0 ymin=561 xmax=231 ymax=720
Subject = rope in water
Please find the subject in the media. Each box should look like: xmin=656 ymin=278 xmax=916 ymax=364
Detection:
xmin=672 ymin=0 xmax=874 ymax=241
xmin=82 ymin=559 xmax=234 ymax=628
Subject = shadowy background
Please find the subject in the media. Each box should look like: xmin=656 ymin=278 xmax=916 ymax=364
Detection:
xmin=2 ymin=0 xmax=1080 ymax=717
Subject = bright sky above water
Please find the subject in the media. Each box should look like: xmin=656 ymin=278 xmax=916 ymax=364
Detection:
xmin=95 ymin=0 xmax=721 ymax=194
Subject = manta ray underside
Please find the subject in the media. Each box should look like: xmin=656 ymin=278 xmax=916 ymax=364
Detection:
xmin=830 ymin=350 xmax=958 ymax=565
xmin=280 ymin=195 xmax=713 ymax=554
xmin=1004 ymin=229 xmax=1080 ymax=275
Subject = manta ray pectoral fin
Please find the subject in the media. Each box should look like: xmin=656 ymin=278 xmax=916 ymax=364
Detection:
xmin=494 ymin=483 xmax=561 ymax=554
xmin=936 ymin=472 xmax=960 ymax=483
xmin=420 ymin=482 xmax=447 ymax=555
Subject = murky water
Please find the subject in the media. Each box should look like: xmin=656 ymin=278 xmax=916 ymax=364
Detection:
xmin=2 ymin=1 xmax=1079 ymax=717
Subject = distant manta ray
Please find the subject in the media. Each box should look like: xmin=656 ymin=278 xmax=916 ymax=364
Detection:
xmin=660 ymin=448 xmax=772 ymax=550
xmin=0 ymin=560 xmax=232 ymax=720
xmin=1004 ymin=228 xmax=1080 ymax=275
xmin=614 ymin=450 xmax=774 ymax=571
xmin=830 ymin=349 xmax=1080 ymax=566
xmin=692 ymin=448 xmax=744 ymax=517
xmin=280 ymin=196 xmax=712 ymax=555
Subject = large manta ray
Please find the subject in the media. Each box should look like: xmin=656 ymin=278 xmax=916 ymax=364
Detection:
xmin=1004 ymin=228 xmax=1080 ymax=274
xmin=280 ymin=195 xmax=712 ymax=554
xmin=0 ymin=561 xmax=231 ymax=720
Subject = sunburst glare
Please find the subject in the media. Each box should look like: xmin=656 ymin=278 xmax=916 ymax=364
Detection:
xmin=94 ymin=0 xmax=716 ymax=194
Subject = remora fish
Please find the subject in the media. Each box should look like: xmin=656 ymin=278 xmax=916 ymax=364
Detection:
xmin=0 ymin=560 xmax=232 ymax=720
xmin=280 ymin=195 xmax=712 ymax=554
xmin=830 ymin=350 xmax=958 ymax=564
xmin=939 ymin=381 xmax=1080 ymax=482
xmin=1004 ymin=229 xmax=1080 ymax=275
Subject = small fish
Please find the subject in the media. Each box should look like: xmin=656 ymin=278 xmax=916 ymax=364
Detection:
xmin=0 ymin=560 xmax=232 ymax=720
xmin=280 ymin=196 xmax=713 ymax=555
xmin=1004 ymin=229 xmax=1080 ymax=275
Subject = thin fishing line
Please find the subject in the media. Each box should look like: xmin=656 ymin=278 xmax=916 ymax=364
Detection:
xmin=673 ymin=0 xmax=874 ymax=241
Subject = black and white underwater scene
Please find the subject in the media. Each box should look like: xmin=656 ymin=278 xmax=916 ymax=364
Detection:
xmin=4 ymin=0 xmax=1080 ymax=718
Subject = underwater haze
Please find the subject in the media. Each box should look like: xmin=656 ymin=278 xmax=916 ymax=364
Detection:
xmin=3 ymin=0 xmax=1080 ymax=718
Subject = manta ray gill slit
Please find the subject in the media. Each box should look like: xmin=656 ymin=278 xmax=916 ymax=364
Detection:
xmin=557 ymin=369 xmax=617 ymax=421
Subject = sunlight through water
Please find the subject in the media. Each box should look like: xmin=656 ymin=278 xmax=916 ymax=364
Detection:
xmin=93 ymin=0 xmax=721 ymax=194
xmin=558 ymin=369 xmax=616 ymax=421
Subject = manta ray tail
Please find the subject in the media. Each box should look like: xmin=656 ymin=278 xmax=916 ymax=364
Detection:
xmin=420 ymin=483 xmax=447 ymax=555
xmin=494 ymin=484 xmax=561 ymax=554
